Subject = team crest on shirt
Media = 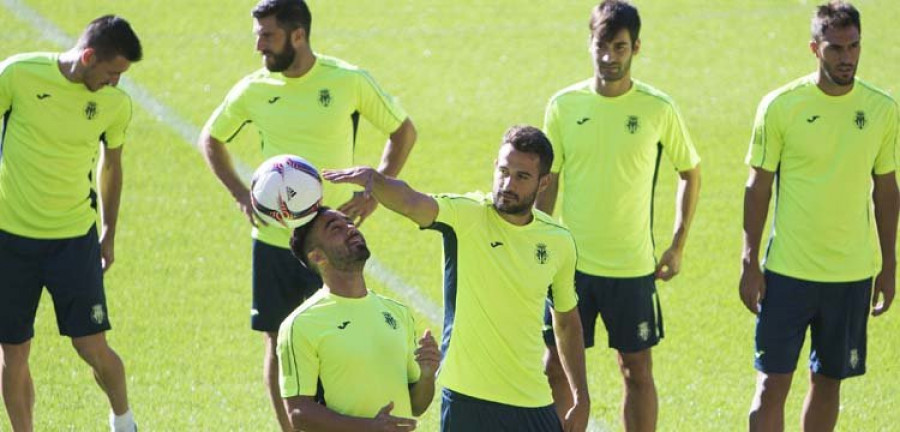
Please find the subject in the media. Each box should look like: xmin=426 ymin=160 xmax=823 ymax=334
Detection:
xmin=637 ymin=321 xmax=650 ymax=341
xmin=319 ymin=89 xmax=332 ymax=107
xmin=626 ymin=115 xmax=639 ymax=134
xmin=382 ymin=312 xmax=397 ymax=329
xmin=849 ymin=349 xmax=859 ymax=369
xmin=854 ymin=111 xmax=866 ymax=130
xmin=90 ymin=304 xmax=105 ymax=324
xmin=84 ymin=101 xmax=98 ymax=120
xmin=535 ymin=243 xmax=549 ymax=264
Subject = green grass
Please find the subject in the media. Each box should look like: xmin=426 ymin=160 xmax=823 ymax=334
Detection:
xmin=2 ymin=0 xmax=899 ymax=430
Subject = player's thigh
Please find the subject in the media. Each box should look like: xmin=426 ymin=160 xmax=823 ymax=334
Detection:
xmin=754 ymin=271 xmax=817 ymax=374
xmin=43 ymin=225 xmax=110 ymax=338
xmin=809 ymin=278 xmax=871 ymax=379
xmin=0 ymin=230 xmax=45 ymax=344
xmin=596 ymin=273 xmax=661 ymax=353
xmin=251 ymin=240 xmax=322 ymax=332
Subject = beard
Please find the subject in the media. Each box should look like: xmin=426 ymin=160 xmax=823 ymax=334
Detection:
xmin=263 ymin=39 xmax=296 ymax=72
xmin=822 ymin=61 xmax=856 ymax=87
xmin=595 ymin=55 xmax=632 ymax=82
xmin=493 ymin=189 xmax=537 ymax=216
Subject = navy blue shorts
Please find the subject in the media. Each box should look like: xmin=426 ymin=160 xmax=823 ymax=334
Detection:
xmin=251 ymin=240 xmax=322 ymax=332
xmin=0 ymin=226 xmax=110 ymax=344
xmin=755 ymin=271 xmax=871 ymax=379
xmin=440 ymin=388 xmax=561 ymax=432
xmin=544 ymin=271 xmax=662 ymax=353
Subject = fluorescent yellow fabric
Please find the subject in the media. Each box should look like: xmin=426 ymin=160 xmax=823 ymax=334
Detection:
xmin=544 ymin=79 xmax=700 ymax=277
xmin=747 ymin=74 xmax=898 ymax=282
xmin=0 ymin=52 xmax=132 ymax=238
xmin=429 ymin=192 xmax=577 ymax=407
xmin=277 ymin=290 xmax=420 ymax=418
xmin=205 ymin=54 xmax=407 ymax=248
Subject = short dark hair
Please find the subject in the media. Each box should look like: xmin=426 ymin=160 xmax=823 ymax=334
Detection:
xmin=76 ymin=15 xmax=142 ymax=62
xmin=811 ymin=1 xmax=860 ymax=41
xmin=590 ymin=0 xmax=641 ymax=44
xmin=252 ymin=0 xmax=312 ymax=38
xmin=289 ymin=206 xmax=330 ymax=272
xmin=502 ymin=125 xmax=554 ymax=176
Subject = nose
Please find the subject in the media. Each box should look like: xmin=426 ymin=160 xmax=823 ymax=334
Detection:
xmin=256 ymin=37 xmax=265 ymax=53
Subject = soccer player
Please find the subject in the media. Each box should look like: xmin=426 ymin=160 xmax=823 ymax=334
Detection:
xmin=278 ymin=207 xmax=439 ymax=431
xmin=0 ymin=15 xmax=142 ymax=432
xmin=198 ymin=0 xmax=416 ymax=428
xmin=537 ymin=1 xmax=701 ymax=430
xmin=325 ymin=125 xmax=590 ymax=432
xmin=740 ymin=2 xmax=898 ymax=431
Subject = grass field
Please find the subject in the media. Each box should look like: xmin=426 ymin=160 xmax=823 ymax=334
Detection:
xmin=2 ymin=0 xmax=899 ymax=430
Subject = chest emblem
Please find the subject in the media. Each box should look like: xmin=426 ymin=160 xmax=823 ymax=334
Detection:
xmin=854 ymin=111 xmax=866 ymax=130
xmin=535 ymin=243 xmax=549 ymax=264
xmin=382 ymin=311 xmax=397 ymax=329
xmin=85 ymin=101 xmax=98 ymax=120
xmin=626 ymin=115 xmax=639 ymax=134
xmin=319 ymin=89 xmax=332 ymax=107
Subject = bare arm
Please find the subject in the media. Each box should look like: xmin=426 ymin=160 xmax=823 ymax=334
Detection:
xmin=98 ymin=145 xmax=123 ymax=272
xmin=739 ymin=167 xmax=775 ymax=314
xmin=656 ymin=165 xmax=702 ymax=280
xmin=872 ymin=172 xmax=899 ymax=316
xmin=199 ymin=130 xmax=257 ymax=226
xmin=324 ymin=167 xmax=438 ymax=228
xmin=408 ymin=329 xmax=439 ymax=416
xmin=534 ymin=172 xmax=559 ymax=215
xmin=284 ymin=397 xmax=415 ymax=432
xmin=340 ymin=118 xmax=417 ymax=225
xmin=551 ymin=307 xmax=589 ymax=432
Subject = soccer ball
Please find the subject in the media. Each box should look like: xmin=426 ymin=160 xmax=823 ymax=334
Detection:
xmin=250 ymin=155 xmax=323 ymax=229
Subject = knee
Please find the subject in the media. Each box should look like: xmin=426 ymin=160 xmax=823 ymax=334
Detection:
xmin=755 ymin=373 xmax=792 ymax=405
xmin=619 ymin=352 xmax=654 ymax=387
xmin=1 ymin=342 xmax=31 ymax=369
xmin=71 ymin=338 xmax=113 ymax=368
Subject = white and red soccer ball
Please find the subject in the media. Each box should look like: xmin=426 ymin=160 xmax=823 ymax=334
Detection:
xmin=250 ymin=155 xmax=323 ymax=229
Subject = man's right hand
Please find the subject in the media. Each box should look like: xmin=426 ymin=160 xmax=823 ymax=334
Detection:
xmin=739 ymin=262 xmax=765 ymax=315
xmin=371 ymin=402 xmax=417 ymax=432
xmin=235 ymin=188 xmax=265 ymax=228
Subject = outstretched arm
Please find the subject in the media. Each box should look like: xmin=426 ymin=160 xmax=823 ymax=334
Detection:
xmin=339 ymin=119 xmax=418 ymax=225
xmin=872 ymin=172 xmax=899 ymax=317
xmin=656 ymin=165 xmax=701 ymax=280
xmin=740 ymin=167 xmax=775 ymax=314
xmin=324 ymin=167 xmax=438 ymax=228
xmin=284 ymin=397 xmax=416 ymax=432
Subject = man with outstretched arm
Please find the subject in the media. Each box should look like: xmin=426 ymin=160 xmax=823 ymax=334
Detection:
xmin=326 ymin=125 xmax=589 ymax=432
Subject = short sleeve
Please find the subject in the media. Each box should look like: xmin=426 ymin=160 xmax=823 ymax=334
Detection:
xmin=430 ymin=192 xmax=488 ymax=232
xmin=543 ymin=97 xmax=564 ymax=173
xmin=873 ymin=100 xmax=899 ymax=175
xmin=405 ymin=311 xmax=421 ymax=384
xmin=355 ymin=69 xmax=407 ymax=135
xmin=746 ymin=94 xmax=783 ymax=171
xmin=277 ymin=319 xmax=319 ymax=398
xmin=660 ymin=101 xmax=700 ymax=171
xmin=204 ymin=80 xmax=253 ymax=143
xmin=550 ymin=234 xmax=578 ymax=312
xmin=102 ymin=96 xmax=132 ymax=149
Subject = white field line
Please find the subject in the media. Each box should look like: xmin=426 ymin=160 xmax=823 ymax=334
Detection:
xmin=3 ymin=2 xmax=606 ymax=429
